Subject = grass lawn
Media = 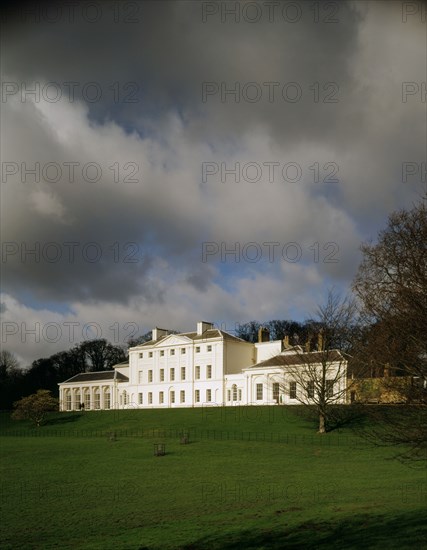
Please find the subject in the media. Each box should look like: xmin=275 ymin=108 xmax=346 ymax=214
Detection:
xmin=0 ymin=406 xmax=426 ymax=549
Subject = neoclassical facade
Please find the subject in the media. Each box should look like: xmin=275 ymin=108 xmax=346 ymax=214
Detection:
xmin=59 ymin=321 xmax=348 ymax=411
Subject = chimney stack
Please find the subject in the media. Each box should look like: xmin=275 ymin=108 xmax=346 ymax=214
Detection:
xmin=317 ymin=330 xmax=324 ymax=351
xmin=258 ymin=327 xmax=270 ymax=343
xmin=305 ymin=333 xmax=312 ymax=353
xmin=197 ymin=321 xmax=214 ymax=336
xmin=283 ymin=335 xmax=290 ymax=348
xmin=152 ymin=328 xmax=169 ymax=341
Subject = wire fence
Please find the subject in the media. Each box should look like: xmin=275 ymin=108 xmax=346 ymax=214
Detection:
xmin=0 ymin=427 xmax=368 ymax=447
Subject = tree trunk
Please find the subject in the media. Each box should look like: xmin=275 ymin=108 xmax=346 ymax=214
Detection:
xmin=318 ymin=412 xmax=326 ymax=434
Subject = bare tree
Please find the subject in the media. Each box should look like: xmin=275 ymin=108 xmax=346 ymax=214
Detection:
xmin=353 ymin=199 xmax=426 ymax=384
xmin=279 ymin=291 xmax=358 ymax=434
xmin=0 ymin=350 xmax=20 ymax=378
xmin=0 ymin=350 xmax=24 ymax=409
xmin=79 ymin=339 xmax=127 ymax=371
xmin=352 ymin=198 xmax=427 ymax=460
xmin=235 ymin=321 xmax=262 ymax=343
xmin=127 ymin=330 xmax=153 ymax=348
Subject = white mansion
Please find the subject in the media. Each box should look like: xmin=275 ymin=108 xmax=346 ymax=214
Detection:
xmin=58 ymin=321 xmax=348 ymax=411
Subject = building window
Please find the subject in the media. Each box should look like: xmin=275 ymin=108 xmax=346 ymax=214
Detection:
xmin=148 ymin=392 xmax=152 ymax=404
xmin=148 ymin=370 xmax=153 ymax=383
xmin=104 ymin=392 xmax=110 ymax=409
xmin=195 ymin=366 xmax=200 ymax=379
xmin=170 ymin=368 xmax=175 ymax=381
xmin=170 ymin=349 xmax=175 ymax=356
xmin=84 ymin=391 xmax=90 ymax=410
xmin=227 ymin=390 xmax=231 ymax=402
xmin=232 ymin=384 xmax=237 ymax=401
xmin=207 ymin=345 xmax=212 ymax=352
xmin=307 ymin=381 xmax=315 ymax=399
xmin=181 ymin=348 xmax=186 ymax=355
xmin=195 ymin=389 xmax=200 ymax=402
xmin=149 ymin=352 xmax=153 ymax=358
xmin=180 ymin=390 xmax=185 ymax=403
xmin=326 ymin=380 xmax=334 ymax=398
xmin=160 ymin=350 xmax=164 ymax=357
xmin=289 ymin=381 xmax=297 ymax=399
xmin=65 ymin=392 xmax=71 ymax=411
xmin=170 ymin=391 xmax=175 ymax=404
xmin=138 ymin=371 xmax=143 ymax=384
xmin=181 ymin=367 xmax=186 ymax=381
xmin=160 ymin=369 xmax=165 ymax=382
xmin=195 ymin=346 xmax=200 ymax=353
xmin=138 ymin=392 xmax=143 ymax=404
xmin=123 ymin=391 xmax=128 ymax=406
xmin=207 ymin=365 xmax=212 ymax=379
xmin=238 ymin=389 xmax=242 ymax=401
xmin=139 ymin=352 xmax=143 ymax=359
xmin=94 ymin=389 xmax=100 ymax=409
xmin=272 ymin=382 xmax=280 ymax=402
xmin=256 ymin=384 xmax=263 ymax=401
xmin=206 ymin=389 xmax=212 ymax=402
xmin=159 ymin=391 xmax=164 ymax=404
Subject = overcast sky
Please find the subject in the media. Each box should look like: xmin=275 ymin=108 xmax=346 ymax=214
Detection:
xmin=1 ymin=0 xmax=426 ymax=366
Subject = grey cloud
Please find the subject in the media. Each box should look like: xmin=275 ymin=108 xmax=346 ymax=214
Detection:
xmin=2 ymin=1 xmax=364 ymax=142
xmin=1 ymin=0 xmax=425 ymax=348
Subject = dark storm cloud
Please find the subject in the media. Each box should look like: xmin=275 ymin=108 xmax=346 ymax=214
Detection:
xmin=1 ymin=0 xmax=425 ymax=336
xmin=2 ymin=0 xmax=364 ymax=144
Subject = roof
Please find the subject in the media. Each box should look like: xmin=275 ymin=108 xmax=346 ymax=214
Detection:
xmin=247 ymin=350 xmax=345 ymax=369
xmin=131 ymin=329 xmax=248 ymax=348
xmin=60 ymin=370 xmax=129 ymax=384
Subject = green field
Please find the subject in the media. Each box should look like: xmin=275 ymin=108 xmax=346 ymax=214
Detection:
xmin=0 ymin=406 xmax=426 ymax=549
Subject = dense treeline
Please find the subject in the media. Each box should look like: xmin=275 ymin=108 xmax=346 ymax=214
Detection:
xmin=235 ymin=320 xmax=307 ymax=344
xmin=0 ymin=339 xmax=129 ymax=409
xmin=234 ymin=318 xmax=358 ymax=354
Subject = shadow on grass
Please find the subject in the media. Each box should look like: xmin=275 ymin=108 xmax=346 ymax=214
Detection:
xmin=44 ymin=413 xmax=83 ymax=425
xmin=179 ymin=509 xmax=426 ymax=549
xmin=327 ymin=405 xmax=370 ymax=433
xmin=288 ymin=404 xmax=372 ymax=434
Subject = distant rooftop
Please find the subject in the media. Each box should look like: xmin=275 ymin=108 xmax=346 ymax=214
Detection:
xmin=130 ymin=329 xmax=249 ymax=348
xmin=61 ymin=370 xmax=129 ymax=384
xmin=246 ymin=349 xmax=344 ymax=369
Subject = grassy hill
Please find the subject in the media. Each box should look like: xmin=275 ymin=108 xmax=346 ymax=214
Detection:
xmin=0 ymin=407 xmax=425 ymax=549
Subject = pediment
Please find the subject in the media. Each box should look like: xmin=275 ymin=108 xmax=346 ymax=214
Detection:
xmin=155 ymin=334 xmax=193 ymax=347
